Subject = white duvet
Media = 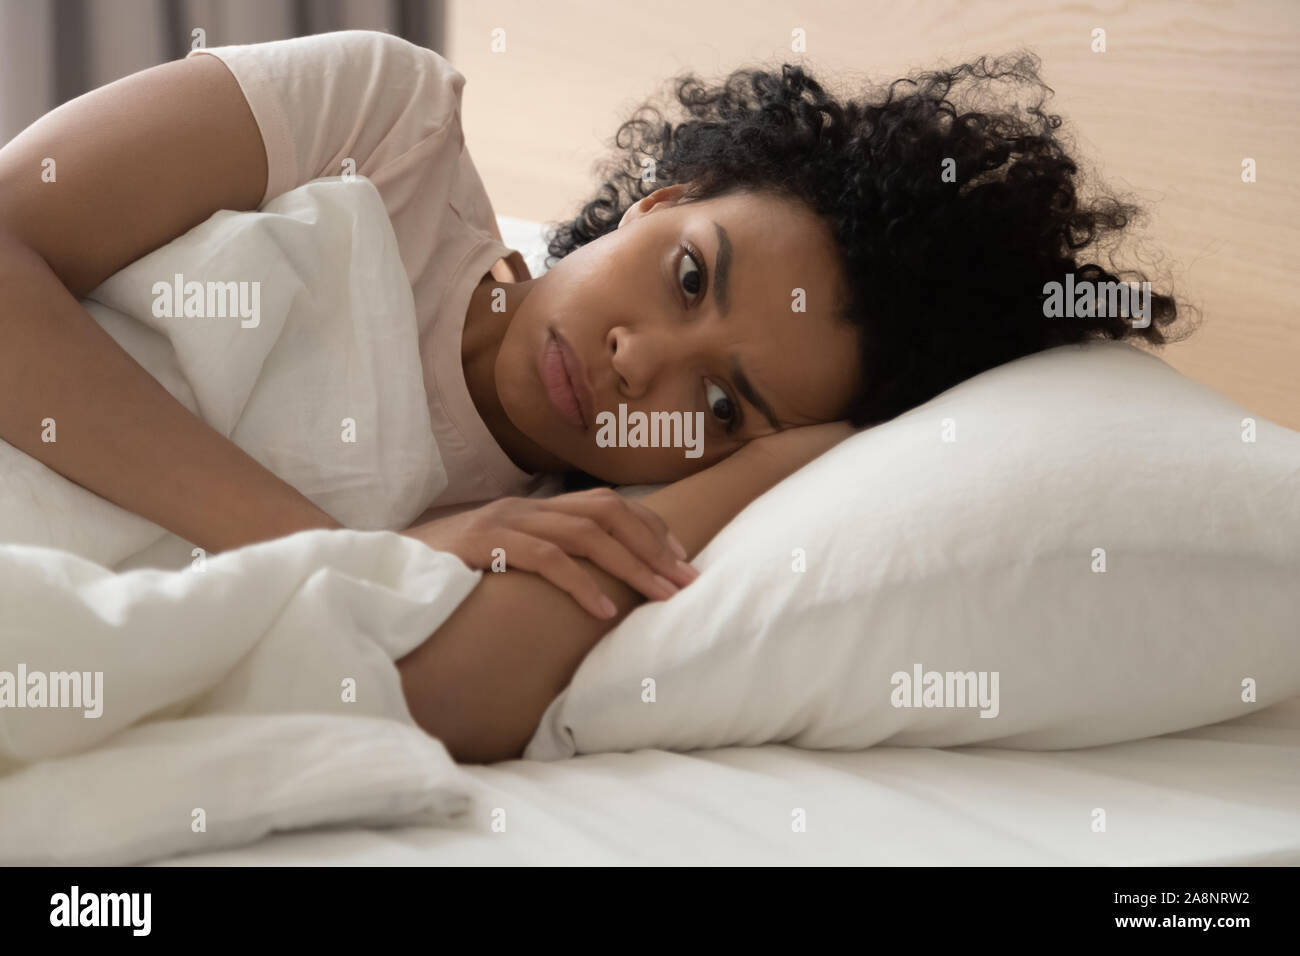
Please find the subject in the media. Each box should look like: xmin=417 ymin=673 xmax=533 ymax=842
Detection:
xmin=0 ymin=178 xmax=482 ymax=865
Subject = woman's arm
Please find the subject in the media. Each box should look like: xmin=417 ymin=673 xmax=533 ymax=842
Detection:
xmin=0 ymin=55 xmax=341 ymax=552
xmin=398 ymin=421 xmax=855 ymax=763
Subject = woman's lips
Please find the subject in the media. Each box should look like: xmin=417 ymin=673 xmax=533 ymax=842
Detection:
xmin=541 ymin=329 xmax=594 ymax=429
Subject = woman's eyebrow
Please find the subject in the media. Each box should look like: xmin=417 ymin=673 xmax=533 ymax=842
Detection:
xmin=711 ymin=220 xmax=781 ymax=431
xmin=729 ymin=355 xmax=783 ymax=431
xmin=711 ymin=220 xmax=732 ymax=315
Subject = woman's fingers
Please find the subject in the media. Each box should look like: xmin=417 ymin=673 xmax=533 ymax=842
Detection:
xmin=515 ymin=511 xmax=683 ymax=603
xmin=621 ymin=497 xmax=689 ymax=559
xmin=496 ymin=529 xmax=619 ymax=619
xmin=426 ymin=490 xmax=702 ymax=618
xmin=544 ymin=488 xmax=697 ymax=588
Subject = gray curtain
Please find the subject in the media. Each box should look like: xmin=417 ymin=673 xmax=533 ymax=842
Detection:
xmin=0 ymin=0 xmax=445 ymax=145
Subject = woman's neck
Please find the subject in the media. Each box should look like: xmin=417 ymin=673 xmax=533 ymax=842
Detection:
xmin=461 ymin=272 xmax=570 ymax=476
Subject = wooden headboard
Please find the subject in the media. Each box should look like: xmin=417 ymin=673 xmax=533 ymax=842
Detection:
xmin=452 ymin=0 xmax=1300 ymax=429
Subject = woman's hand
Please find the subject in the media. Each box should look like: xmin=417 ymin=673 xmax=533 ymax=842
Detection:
xmin=403 ymin=488 xmax=699 ymax=619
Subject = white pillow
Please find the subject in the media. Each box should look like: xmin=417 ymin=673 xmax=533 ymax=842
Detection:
xmin=496 ymin=214 xmax=555 ymax=278
xmin=525 ymin=341 xmax=1300 ymax=759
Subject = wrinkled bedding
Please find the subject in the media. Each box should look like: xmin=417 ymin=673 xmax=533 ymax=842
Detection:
xmin=0 ymin=178 xmax=481 ymax=864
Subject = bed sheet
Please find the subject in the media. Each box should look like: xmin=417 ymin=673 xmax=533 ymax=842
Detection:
xmin=161 ymin=695 xmax=1300 ymax=866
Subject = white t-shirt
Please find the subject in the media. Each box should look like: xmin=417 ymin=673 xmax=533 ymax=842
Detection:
xmin=190 ymin=30 xmax=540 ymax=508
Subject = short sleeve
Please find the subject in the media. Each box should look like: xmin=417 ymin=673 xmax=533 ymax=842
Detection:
xmin=188 ymin=30 xmax=465 ymax=207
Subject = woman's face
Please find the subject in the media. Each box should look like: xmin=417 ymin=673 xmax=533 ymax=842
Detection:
xmin=496 ymin=185 xmax=863 ymax=484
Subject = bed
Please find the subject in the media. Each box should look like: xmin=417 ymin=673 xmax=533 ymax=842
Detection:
xmin=153 ymin=215 xmax=1300 ymax=867
xmin=163 ymin=696 xmax=1300 ymax=866
xmin=2 ymin=204 xmax=1294 ymax=868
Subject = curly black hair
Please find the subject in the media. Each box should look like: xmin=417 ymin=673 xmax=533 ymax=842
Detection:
xmin=546 ymin=51 xmax=1189 ymax=433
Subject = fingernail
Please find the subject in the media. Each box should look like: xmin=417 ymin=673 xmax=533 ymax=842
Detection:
xmin=667 ymin=533 xmax=688 ymax=560
xmin=651 ymin=574 xmax=679 ymax=599
xmin=676 ymin=560 xmax=700 ymax=581
xmin=597 ymin=595 xmax=618 ymax=618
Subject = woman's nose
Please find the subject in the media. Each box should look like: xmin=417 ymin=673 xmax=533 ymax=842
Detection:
xmin=608 ymin=319 xmax=712 ymax=398
xmin=607 ymin=324 xmax=685 ymax=399
xmin=607 ymin=326 xmax=639 ymax=397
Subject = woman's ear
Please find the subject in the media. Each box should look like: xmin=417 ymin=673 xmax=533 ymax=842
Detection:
xmin=619 ymin=182 xmax=692 ymax=228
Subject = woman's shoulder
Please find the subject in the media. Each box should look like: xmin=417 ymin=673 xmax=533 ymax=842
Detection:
xmin=189 ymin=30 xmax=460 ymax=96
xmin=190 ymin=30 xmax=467 ymax=132
xmin=188 ymin=31 xmax=469 ymax=204
xmin=193 ymin=29 xmax=458 ymax=73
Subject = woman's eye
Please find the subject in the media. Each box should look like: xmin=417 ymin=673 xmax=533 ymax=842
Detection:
xmin=705 ymin=381 xmax=736 ymax=426
xmin=678 ymin=248 xmax=703 ymax=303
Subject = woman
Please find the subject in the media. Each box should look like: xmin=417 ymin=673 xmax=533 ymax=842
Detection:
xmin=0 ymin=32 xmax=1181 ymax=761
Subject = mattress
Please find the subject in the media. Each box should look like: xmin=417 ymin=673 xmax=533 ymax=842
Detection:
xmin=163 ymin=694 xmax=1300 ymax=866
